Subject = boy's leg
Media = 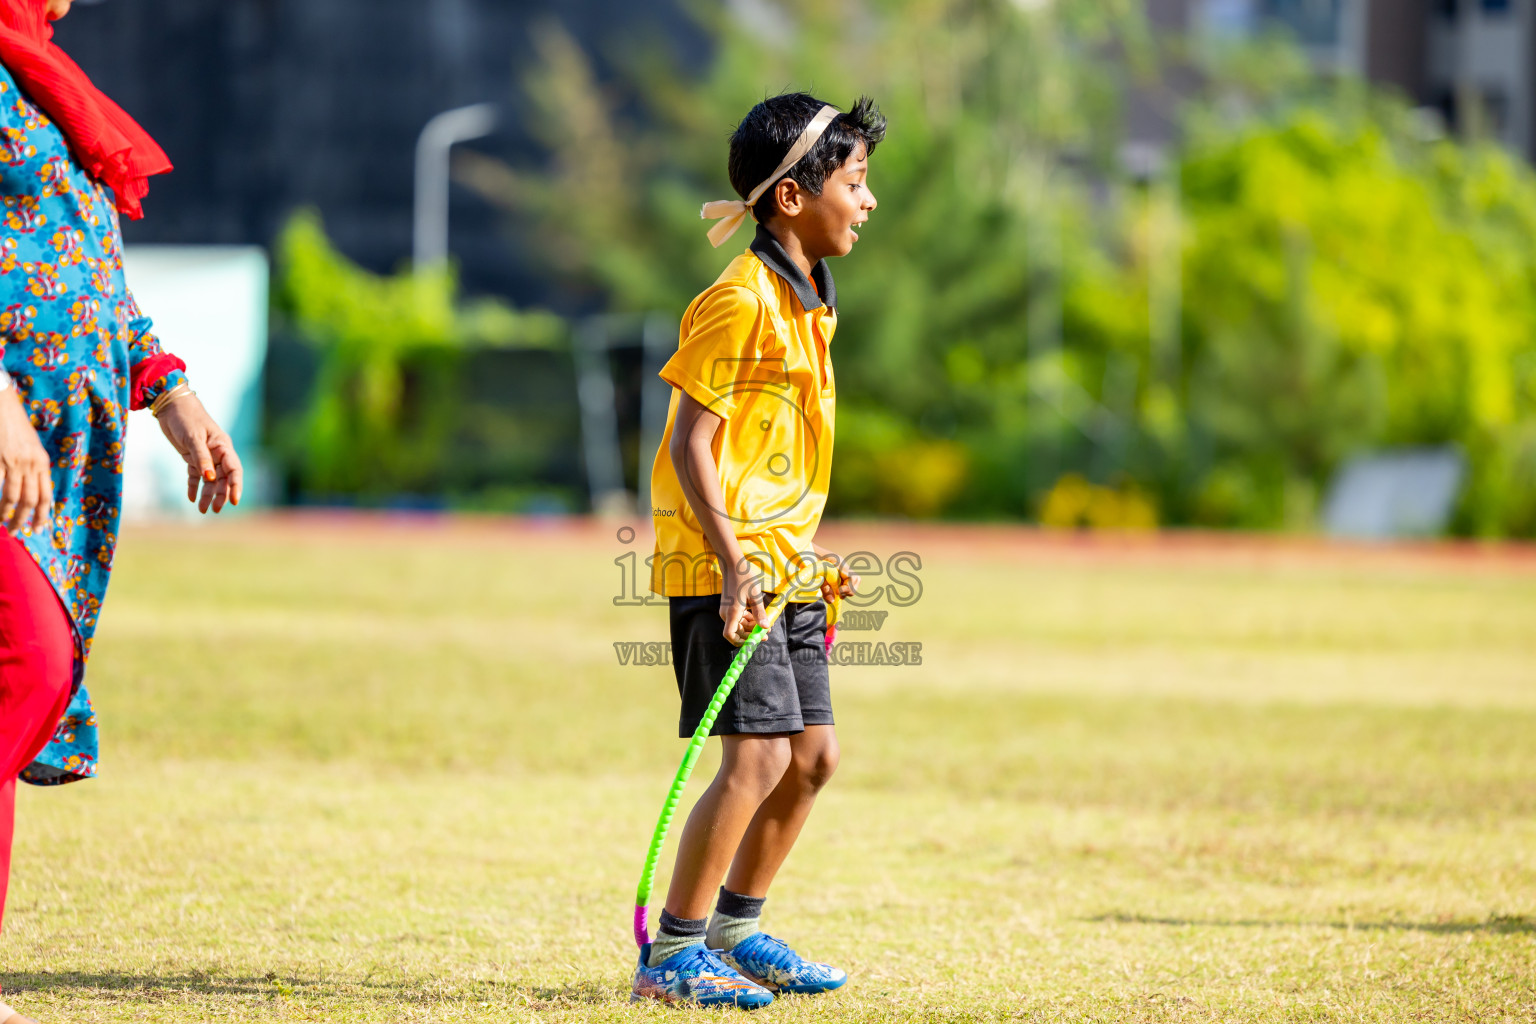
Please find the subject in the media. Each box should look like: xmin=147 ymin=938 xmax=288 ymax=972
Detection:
xmin=721 ymin=725 xmax=839 ymax=900
xmin=704 ymin=603 xmax=847 ymax=994
xmin=721 ymin=600 xmax=838 ymax=905
xmin=710 ymin=727 xmax=848 ymax=995
xmin=650 ymin=734 xmax=791 ymax=966
xmin=632 ymin=733 xmax=784 ymax=1008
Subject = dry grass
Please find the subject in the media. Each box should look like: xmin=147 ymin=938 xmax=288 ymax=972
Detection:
xmin=3 ymin=516 xmax=1533 ymax=1021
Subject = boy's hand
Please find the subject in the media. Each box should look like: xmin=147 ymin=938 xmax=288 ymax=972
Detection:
xmin=817 ymin=551 xmax=860 ymax=603
xmin=720 ymin=562 xmax=767 ymax=646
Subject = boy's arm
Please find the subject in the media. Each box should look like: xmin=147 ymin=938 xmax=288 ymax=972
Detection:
xmin=671 ymin=391 xmax=768 ymax=645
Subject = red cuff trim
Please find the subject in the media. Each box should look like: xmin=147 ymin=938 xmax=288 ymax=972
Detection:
xmin=129 ymin=353 xmax=187 ymax=410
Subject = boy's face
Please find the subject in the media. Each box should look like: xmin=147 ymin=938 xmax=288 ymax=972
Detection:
xmin=780 ymin=143 xmax=877 ymax=260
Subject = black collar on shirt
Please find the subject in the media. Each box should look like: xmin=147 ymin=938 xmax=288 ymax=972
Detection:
xmin=750 ymin=223 xmax=837 ymax=314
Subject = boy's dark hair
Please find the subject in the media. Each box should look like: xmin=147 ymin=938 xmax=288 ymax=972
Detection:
xmin=728 ymin=93 xmax=886 ymax=224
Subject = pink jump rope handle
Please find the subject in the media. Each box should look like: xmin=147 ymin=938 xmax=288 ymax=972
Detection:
xmin=633 ymin=905 xmax=650 ymax=949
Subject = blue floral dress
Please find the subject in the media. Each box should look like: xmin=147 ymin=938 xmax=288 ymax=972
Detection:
xmin=0 ymin=61 xmax=188 ymax=785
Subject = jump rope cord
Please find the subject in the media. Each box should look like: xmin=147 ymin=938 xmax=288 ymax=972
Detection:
xmin=632 ymin=564 xmax=843 ymax=948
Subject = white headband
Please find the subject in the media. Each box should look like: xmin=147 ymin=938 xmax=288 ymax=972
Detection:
xmin=700 ymin=104 xmax=840 ymax=248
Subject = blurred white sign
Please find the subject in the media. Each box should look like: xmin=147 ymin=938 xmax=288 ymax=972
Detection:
xmin=120 ymin=246 xmax=268 ymax=520
xmin=1322 ymin=447 xmax=1465 ymax=540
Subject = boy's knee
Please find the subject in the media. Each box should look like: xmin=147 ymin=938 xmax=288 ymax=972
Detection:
xmin=794 ymin=737 xmax=839 ymax=792
xmin=725 ymin=736 xmax=793 ymax=796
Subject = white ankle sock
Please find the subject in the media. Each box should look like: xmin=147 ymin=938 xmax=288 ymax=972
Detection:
xmin=706 ymin=886 xmax=766 ymax=951
xmin=648 ymin=909 xmax=708 ymax=967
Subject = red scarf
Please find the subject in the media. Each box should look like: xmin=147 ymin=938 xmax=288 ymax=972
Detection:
xmin=0 ymin=0 xmax=169 ymax=219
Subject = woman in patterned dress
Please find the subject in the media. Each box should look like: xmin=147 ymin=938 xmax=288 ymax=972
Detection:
xmin=0 ymin=2 xmax=243 ymax=1020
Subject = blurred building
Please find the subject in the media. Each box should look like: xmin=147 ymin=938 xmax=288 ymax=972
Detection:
xmin=1145 ymin=0 xmax=1536 ymax=158
xmin=1424 ymin=0 xmax=1536 ymax=154
xmin=53 ymin=0 xmax=701 ymax=308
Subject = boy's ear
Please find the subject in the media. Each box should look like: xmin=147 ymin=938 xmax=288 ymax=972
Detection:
xmin=771 ymin=177 xmax=805 ymax=220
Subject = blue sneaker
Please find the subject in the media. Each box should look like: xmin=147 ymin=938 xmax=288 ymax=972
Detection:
xmin=631 ymin=942 xmax=775 ymax=1009
xmin=720 ymin=932 xmax=847 ymax=994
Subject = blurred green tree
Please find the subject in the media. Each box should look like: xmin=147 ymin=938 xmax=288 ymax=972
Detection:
xmin=454 ymin=0 xmax=1536 ymax=536
xmin=272 ymin=211 xmax=566 ymax=500
xmin=1168 ymin=90 xmax=1536 ymax=533
xmin=455 ymin=0 xmax=1153 ymax=519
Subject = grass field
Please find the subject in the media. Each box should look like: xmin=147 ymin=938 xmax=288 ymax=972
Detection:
xmin=3 ymin=516 xmax=1534 ymax=1022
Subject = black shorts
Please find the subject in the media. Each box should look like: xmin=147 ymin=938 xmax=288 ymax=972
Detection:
xmin=670 ymin=595 xmax=834 ymax=737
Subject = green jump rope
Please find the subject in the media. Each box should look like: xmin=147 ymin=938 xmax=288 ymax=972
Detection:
xmin=632 ymin=566 xmax=841 ymax=948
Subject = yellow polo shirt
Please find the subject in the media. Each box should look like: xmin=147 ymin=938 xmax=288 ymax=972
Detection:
xmin=649 ymin=224 xmax=838 ymax=598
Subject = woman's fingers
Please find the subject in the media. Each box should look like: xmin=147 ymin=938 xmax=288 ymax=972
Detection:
xmin=198 ymin=468 xmax=215 ymax=513
xmin=1 ymin=464 xmax=20 ymax=529
xmin=191 ymin=431 xmax=216 ymax=486
xmin=225 ymin=446 xmax=244 ymax=507
xmin=209 ymin=461 xmax=231 ymax=513
xmin=32 ymin=468 xmax=53 ymax=533
xmin=13 ymin=469 xmax=37 ymax=534
xmin=210 ymin=435 xmax=243 ymax=511
xmin=171 ymin=425 xmax=216 ymax=512
xmin=170 ymin=419 xmax=245 ymax=515
xmin=0 ymin=454 xmax=52 ymax=534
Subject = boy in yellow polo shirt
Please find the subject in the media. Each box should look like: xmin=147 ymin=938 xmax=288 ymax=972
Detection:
xmin=631 ymin=93 xmax=883 ymax=1009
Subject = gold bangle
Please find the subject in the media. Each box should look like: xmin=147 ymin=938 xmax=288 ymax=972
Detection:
xmin=150 ymin=382 xmax=193 ymax=418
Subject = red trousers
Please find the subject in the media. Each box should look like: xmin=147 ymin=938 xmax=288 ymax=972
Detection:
xmin=0 ymin=529 xmax=73 ymax=929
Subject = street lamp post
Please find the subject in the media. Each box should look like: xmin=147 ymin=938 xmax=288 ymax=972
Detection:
xmin=413 ymin=103 xmax=497 ymax=270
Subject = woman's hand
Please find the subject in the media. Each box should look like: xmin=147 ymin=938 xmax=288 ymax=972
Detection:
xmin=155 ymin=391 xmax=243 ymax=513
xmin=0 ymin=384 xmax=53 ymax=535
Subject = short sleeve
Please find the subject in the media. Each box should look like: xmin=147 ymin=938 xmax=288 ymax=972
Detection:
xmin=659 ymin=285 xmax=771 ymax=421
